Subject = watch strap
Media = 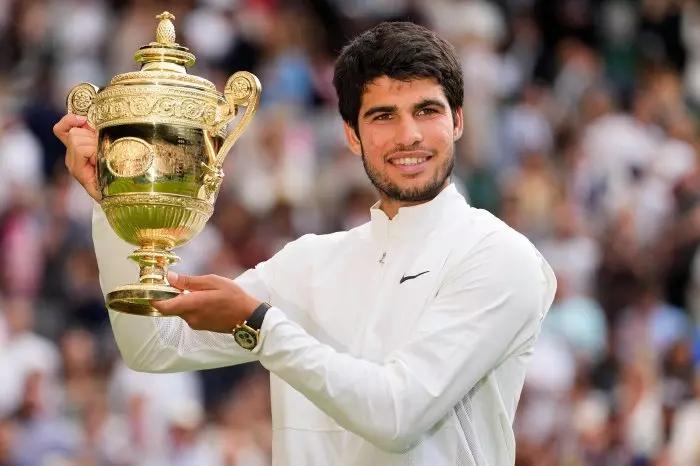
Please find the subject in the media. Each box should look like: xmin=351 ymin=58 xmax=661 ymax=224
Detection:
xmin=246 ymin=302 xmax=271 ymax=331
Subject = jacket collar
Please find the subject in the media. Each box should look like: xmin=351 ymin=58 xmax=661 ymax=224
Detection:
xmin=369 ymin=183 xmax=464 ymax=241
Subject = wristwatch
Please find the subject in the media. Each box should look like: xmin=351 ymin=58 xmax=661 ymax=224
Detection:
xmin=232 ymin=302 xmax=271 ymax=350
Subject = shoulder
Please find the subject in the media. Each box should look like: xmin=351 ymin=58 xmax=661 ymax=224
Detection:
xmin=441 ymin=205 xmax=556 ymax=301
xmin=442 ymin=203 xmax=535 ymax=260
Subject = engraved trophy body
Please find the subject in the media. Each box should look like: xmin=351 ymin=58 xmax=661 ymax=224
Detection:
xmin=66 ymin=12 xmax=260 ymax=316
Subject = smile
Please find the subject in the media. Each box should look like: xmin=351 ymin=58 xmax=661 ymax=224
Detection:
xmin=390 ymin=157 xmax=430 ymax=166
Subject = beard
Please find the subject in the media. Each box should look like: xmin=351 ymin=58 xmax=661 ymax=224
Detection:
xmin=361 ymin=144 xmax=454 ymax=203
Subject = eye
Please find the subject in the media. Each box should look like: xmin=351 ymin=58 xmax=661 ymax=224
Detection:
xmin=417 ymin=107 xmax=438 ymax=116
xmin=374 ymin=113 xmax=393 ymax=121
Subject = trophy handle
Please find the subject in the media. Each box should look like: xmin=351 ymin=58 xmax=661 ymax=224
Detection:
xmin=66 ymin=82 xmax=99 ymax=127
xmin=212 ymin=71 xmax=261 ymax=168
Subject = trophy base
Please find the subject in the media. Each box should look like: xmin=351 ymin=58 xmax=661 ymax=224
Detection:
xmin=107 ymin=284 xmax=180 ymax=317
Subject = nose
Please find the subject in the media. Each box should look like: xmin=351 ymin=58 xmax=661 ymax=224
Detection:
xmin=394 ymin=115 xmax=423 ymax=147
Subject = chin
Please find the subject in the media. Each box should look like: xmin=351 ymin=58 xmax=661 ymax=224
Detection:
xmin=395 ymin=183 xmax=445 ymax=202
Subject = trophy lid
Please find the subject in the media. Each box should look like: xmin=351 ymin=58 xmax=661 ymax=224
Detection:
xmin=135 ymin=11 xmax=195 ymax=71
xmin=73 ymin=11 xmax=240 ymax=131
xmin=108 ymin=11 xmax=216 ymax=92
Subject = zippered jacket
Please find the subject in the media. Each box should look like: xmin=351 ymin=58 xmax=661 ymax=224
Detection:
xmin=92 ymin=183 xmax=557 ymax=466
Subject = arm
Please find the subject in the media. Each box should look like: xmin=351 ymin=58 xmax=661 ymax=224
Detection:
xmin=93 ymin=203 xmax=265 ymax=372
xmin=59 ymin=112 xmax=265 ymax=372
xmin=257 ymin=230 xmax=557 ymax=452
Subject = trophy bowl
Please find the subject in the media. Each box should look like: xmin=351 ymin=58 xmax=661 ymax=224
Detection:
xmin=66 ymin=12 xmax=260 ymax=316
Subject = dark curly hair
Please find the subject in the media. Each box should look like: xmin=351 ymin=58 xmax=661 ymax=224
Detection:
xmin=333 ymin=22 xmax=464 ymax=136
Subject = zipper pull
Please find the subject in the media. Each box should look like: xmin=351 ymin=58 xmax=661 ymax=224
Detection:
xmin=379 ymin=252 xmax=386 ymax=265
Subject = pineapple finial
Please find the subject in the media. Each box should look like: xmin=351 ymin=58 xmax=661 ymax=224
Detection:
xmin=155 ymin=11 xmax=176 ymax=45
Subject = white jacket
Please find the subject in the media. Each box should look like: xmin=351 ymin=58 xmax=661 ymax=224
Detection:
xmin=93 ymin=183 xmax=557 ymax=466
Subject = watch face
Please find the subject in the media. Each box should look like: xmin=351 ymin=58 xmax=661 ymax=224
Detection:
xmin=234 ymin=328 xmax=257 ymax=350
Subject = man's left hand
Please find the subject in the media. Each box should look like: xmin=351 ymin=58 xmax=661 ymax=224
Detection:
xmin=151 ymin=272 xmax=262 ymax=333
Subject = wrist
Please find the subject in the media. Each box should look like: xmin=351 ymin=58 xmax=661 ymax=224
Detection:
xmin=232 ymin=301 xmax=271 ymax=350
xmin=245 ymin=301 xmax=271 ymax=331
xmin=242 ymin=298 xmax=263 ymax=323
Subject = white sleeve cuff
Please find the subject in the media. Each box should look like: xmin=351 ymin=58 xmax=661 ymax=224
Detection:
xmin=254 ymin=306 xmax=290 ymax=354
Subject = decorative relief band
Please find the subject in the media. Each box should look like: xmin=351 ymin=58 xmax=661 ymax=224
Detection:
xmin=100 ymin=192 xmax=214 ymax=216
xmin=90 ymin=86 xmax=221 ymax=129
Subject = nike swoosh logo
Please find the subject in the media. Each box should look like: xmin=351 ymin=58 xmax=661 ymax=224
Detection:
xmin=399 ymin=270 xmax=429 ymax=284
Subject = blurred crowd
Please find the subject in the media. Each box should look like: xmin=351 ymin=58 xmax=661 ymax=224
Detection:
xmin=2 ymin=0 xmax=700 ymax=465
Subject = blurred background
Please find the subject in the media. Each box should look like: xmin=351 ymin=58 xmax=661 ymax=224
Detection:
xmin=1 ymin=0 xmax=700 ymax=464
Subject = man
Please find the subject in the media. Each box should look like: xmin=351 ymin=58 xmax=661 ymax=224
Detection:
xmin=54 ymin=22 xmax=556 ymax=466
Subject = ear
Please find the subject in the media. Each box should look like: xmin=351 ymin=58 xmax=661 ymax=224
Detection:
xmin=343 ymin=122 xmax=362 ymax=156
xmin=452 ymin=107 xmax=464 ymax=142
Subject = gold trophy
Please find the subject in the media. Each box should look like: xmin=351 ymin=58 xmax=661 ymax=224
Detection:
xmin=66 ymin=12 xmax=260 ymax=316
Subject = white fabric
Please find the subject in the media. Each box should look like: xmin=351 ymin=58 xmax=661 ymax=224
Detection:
xmin=669 ymin=399 xmax=700 ymax=465
xmin=93 ymin=183 xmax=556 ymax=466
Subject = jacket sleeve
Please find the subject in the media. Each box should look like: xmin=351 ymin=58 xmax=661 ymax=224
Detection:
xmin=257 ymin=229 xmax=557 ymax=453
xmin=92 ymin=202 xmax=267 ymax=372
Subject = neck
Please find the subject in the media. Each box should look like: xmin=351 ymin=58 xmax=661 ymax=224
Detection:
xmin=378 ymin=181 xmax=449 ymax=219
xmin=379 ymin=197 xmax=423 ymax=220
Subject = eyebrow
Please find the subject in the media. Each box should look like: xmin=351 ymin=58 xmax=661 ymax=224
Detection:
xmin=361 ymin=99 xmax=447 ymax=120
xmin=362 ymin=105 xmax=397 ymax=119
xmin=414 ymin=99 xmax=446 ymax=112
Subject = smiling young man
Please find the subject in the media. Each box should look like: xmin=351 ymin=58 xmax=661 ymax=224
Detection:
xmin=55 ymin=22 xmax=556 ymax=466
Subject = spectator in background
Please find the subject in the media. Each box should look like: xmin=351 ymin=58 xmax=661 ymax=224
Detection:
xmin=0 ymin=299 xmax=59 ymax=419
xmin=615 ymin=277 xmax=690 ymax=367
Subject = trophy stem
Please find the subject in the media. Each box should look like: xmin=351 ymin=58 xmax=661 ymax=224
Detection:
xmin=129 ymin=247 xmax=180 ymax=285
xmin=106 ymin=247 xmax=181 ymax=316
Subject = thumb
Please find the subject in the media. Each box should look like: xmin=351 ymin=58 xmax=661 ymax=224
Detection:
xmin=167 ymin=271 xmax=217 ymax=291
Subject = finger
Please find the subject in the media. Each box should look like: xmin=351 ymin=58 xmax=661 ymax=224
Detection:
xmin=65 ymin=146 xmax=98 ymax=173
xmin=68 ymin=139 xmax=98 ymax=161
xmin=53 ymin=113 xmax=88 ymax=144
xmin=67 ymin=127 xmax=97 ymax=140
xmin=151 ymin=289 xmax=215 ymax=315
xmin=85 ymin=179 xmax=102 ymax=201
xmin=65 ymin=134 xmax=97 ymax=167
xmin=64 ymin=158 xmax=101 ymax=201
xmin=67 ymin=143 xmax=98 ymax=162
xmin=167 ymin=271 xmax=223 ymax=291
xmin=66 ymin=131 xmax=96 ymax=152
xmin=150 ymin=294 xmax=187 ymax=316
xmin=67 ymin=137 xmax=97 ymax=149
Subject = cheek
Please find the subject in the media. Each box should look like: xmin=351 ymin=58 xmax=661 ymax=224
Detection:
xmin=422 ymin=121 xmax=455 ymax=150
xmin=363 ymin=127 xmax=394 ymax=159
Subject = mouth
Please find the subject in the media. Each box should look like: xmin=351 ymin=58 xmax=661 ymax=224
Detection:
xmin=387 ymin=151 xmax=434 ymax=174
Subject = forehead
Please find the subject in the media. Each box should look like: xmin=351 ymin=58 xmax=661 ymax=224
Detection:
xmin=360 ymin=76 xmax=449 ymax=109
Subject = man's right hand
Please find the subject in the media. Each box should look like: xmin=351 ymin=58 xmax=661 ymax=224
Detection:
xmin=53 ymin=113 xmax=101 ymax=201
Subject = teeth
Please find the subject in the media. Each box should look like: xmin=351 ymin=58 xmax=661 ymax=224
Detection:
xmin=392 ymin=157 xmax=427 ymax=166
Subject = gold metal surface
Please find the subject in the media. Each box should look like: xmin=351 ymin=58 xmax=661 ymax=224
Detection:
xmin=155 ymin=12 xmax=176 ymax=45
xmin=106 ymin=137 xmax=155 ymax=178
xmin=108 ymin=286 xmax=180 ymax=317
xmin=65 ymin=11 xmax=260 ymax=316
xmin=100 ymin=193 xmax=213 ymax=248
xmin=216 ymin=72 xmax=261 ymax=166
xmin=87 ymin=85 xmax=220 ymax=130
xmin=67 ymin=83 xmax=99 ymax=125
